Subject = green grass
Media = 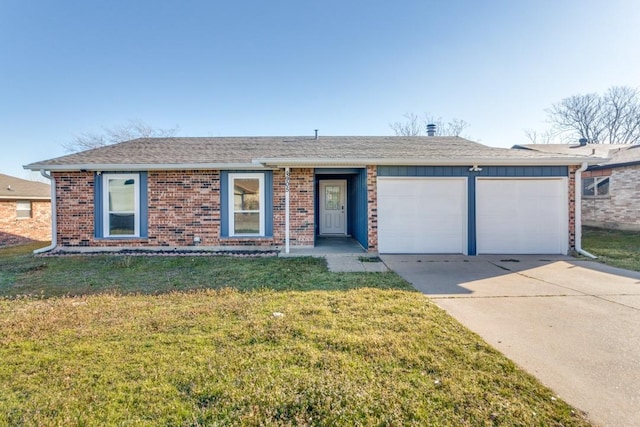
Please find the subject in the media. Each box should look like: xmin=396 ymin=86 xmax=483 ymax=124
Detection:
xmin=582 ymin=226 xmax=640 ymax=271
xmin=0 ymin=244 xmax=590 ymax=426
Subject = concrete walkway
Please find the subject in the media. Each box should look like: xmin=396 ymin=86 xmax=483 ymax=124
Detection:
xmin=382 ymin=255 xmax=640 ymax=427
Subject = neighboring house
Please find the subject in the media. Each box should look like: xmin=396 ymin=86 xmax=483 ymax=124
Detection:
xmin=24 ymin=136 xmax=597 ymax=255
xmin=0 ymin=173 xmax=51 ymax=245
xmin=513 ymin=142 xmax=640 ymax=231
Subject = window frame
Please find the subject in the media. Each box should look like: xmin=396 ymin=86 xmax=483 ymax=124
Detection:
xmin=582 ymin=176 xmax=610 ymax=198
xmin=102 ymin=173 xmax=141 ymax=238
xmin=228 ymin=172 xmax=265 ymax=237
xmin=16 ymin=200 xmax=31 ymax=219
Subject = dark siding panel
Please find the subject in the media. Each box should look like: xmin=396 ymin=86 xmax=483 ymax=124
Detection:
xmin=139 ymin=172 xmax=148 ymax=238
xmin=378 ymin=165 xmax=568 ymax=177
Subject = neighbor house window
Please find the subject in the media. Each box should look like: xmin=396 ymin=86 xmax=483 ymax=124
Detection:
xmin=228 ymin=173 xmax=265 ymax=236
xmin=16 ymin=201 xmax=31 ymax=218
xmin=103 ymin=173 xmax=140 ymax=237
xmin=583 ymin=177 xmax=610 ymax=197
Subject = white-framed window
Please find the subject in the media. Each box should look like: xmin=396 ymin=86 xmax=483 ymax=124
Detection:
xmin=103 ymin=173 xmax=140 ymax=237
xmin=583 ymin=176 xmax=610 ymax=197
xmin=229 ymin=173 xmax=265 ymax=236
xmin=16 ymin=200 xmax=31 ymax=219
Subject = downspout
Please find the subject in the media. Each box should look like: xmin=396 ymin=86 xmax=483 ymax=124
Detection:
xmin=574 ymin=162 xmax=597 ymax=259
xmin=285 ymin=167 xmax=290 ymax=254
xmin=34 ymin=169 xmax=57 ymax=254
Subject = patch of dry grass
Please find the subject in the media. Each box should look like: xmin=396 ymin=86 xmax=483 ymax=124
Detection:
xmin=0 ymin=288 xmax=589 ymax=426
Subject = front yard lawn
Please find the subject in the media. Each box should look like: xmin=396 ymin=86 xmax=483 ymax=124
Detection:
xmin=0 ymin=244 xmax=590 ymax=426
xmin=582 ymin=226 xmax=640 ymax=271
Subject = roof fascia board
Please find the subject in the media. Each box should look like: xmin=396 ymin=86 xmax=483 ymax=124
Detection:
xmin=23 ymin=163 xmax=272 ymax=172
xmin=257 ymin=157 xmax=599 ymax=167
xmin=588 ymin=160 xmax=640 ymax=171
xmin=0 ymin=196 xmax=51 ymax=200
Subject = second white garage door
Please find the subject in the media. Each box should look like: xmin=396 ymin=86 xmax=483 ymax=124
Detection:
xmin=476 ymin=178 xmax=568 ymax=254
xmin=377 ymin=177 xmax=467 ymax=254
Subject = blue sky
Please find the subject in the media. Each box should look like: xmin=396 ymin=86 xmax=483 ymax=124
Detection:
xmin=2 ymin=0 xmax=640 ymax=179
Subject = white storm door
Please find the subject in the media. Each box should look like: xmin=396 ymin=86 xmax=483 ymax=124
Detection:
xmin=319 ymin=180 xmax=347 ymax=235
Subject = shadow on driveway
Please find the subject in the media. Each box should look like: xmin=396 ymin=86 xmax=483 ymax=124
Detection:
xmin=381 ymin=254 xmax=640 ymax=426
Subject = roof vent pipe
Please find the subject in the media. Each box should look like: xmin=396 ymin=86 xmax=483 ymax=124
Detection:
xmin=426 ymin=124 xmax=436 ymax=137
xmin=579 ymin=138 xmax=588 ymax=146
xmin=314 ymin=129 xmax=319 ymax=140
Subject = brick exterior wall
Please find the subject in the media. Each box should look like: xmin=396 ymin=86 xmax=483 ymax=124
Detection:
xmin=366 ymin=165 xmax=378 ymax=252
xmin=53 ymin=169 xmax=317 ymax=249
xmin=568 ymin=165 xmax=577 ymax=251
xmin=273 ymin=168 xmax=315 ymax=247
xmin=0 ymin=199 xmax=51 ymax=245
xmin=582 ymin=165 xmax=640 ymax=231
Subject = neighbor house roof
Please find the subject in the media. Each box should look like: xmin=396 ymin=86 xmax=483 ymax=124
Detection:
xmin=0 ymin=173 xmax=51 ymax=200
xmin=513 ymin=143 xmax=640 ymax=170
xmin=25 ymin=136 xmax=601 ymax=172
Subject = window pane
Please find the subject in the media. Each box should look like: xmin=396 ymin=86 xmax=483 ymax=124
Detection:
xmin=325 ymin=185 xmax=340 ymax=210
xmin=234 ymin=179 xmax=260 ymax=210
xmin=596 ymin=177 xmax=609 ymax=196
xmin=582 ymin=178 xmax=595 ymax=196
xmin=16 ymin=201 xmax=31 ymax=218
xmin=109 ymin=178 xmax=135 ymax=211
xmin=234 ymin=212 xmax=260 ymax=234
xmin=109 ymin=213 xmax=135 ymax=235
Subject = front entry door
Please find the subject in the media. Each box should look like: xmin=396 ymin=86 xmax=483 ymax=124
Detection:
xmin=319 ymin=180 xmax=347 ymax=235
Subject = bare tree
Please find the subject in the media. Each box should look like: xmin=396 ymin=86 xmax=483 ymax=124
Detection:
xmin=63 ymin=119 xmax=179 ymax=153
xmin=390 ymin=113 xmax=469 ymax=137
xmin=523 ymin=128 xmax=557 ymax=144
xmin=389 ymin=113 xmax=422 ymax=136
xmin=544 ymin=86 xmax=640 ymax=144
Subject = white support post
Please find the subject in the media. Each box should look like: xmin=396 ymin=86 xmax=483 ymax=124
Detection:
xmin=285 ymin=167 xmax=290 ymax=254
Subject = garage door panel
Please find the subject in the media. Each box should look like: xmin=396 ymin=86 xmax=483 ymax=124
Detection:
xmin=476 ymin=178 xmax=567 ymax=254
xmin=378 ymin=178 xmax=467 ymax=254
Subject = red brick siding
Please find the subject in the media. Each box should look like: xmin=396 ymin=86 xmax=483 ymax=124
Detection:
xmin=568 ymin=165 xmax=577 ymax=251
xmin=147 ymin=170 xmax=220 ymax=246
xmin=55 ymin=172 xmax=95 ymax=246
xmin=367 ymin=165 xmax=378 ymax=252
xmin=273 ymin=168 xmax=315 ymax=247
xmin=53 ymin=169 xmax=317 ymax=249
xmin=0 ymin=199 xmax=51 ymax=245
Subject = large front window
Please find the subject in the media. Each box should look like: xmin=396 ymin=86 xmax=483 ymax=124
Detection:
xmin=229 ymin=173 xmax=264 ymax=236
xmin=103 ymin=174 xmax=140 ymax=237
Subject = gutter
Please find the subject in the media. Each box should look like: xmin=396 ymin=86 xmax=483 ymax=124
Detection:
xmin=33 ymin=170 xmax=57 ymax=254
xmin=256 ymin=157 xmax=596 ymax=167
xmin=574 ymin=162 xmax=597 ymax=259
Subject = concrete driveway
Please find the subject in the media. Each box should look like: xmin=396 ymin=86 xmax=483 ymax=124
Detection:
xmin=381 ymin=255 xmax=640 ymax=427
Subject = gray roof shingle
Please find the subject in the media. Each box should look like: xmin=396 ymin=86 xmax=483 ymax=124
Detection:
xmin=0 ymin=173 xmax=51 ymax=200
xmin=513 ymin=143 xmax=640 ymax=168
xmin=25 ymin=136 xmax=598 ymax=171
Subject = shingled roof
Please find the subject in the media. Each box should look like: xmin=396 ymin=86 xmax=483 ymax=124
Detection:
xmin=0 ymin=173 xmax=50 ymax=200
xmin=513 ymin=143 xmax=640 ymax=169
xmin=25 ymin=136 xmax=599 ymax=171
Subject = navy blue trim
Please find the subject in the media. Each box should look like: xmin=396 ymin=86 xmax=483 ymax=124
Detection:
xmin=315 ymin=168 xmax=361 ymax=175
xmin=378 ymin=166 xmax=568 ymax=177
xmin=264 ymin=171 xmax=273 ymax=237
xmin=467 ymin=178 xmax=476 ymax=255
xmin=220 ymin=171 xmax=272 ymax=238
xmin=94 ymin=172 xmax=148 ymax=239
xmin=139 ymin=172 xmax=148 ymax=238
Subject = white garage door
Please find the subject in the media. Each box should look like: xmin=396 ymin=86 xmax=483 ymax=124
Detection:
xmin=476 ymin=178 xmax=568 ymax=254
xmin=377 ymin=177 xmax=467 ymax=254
